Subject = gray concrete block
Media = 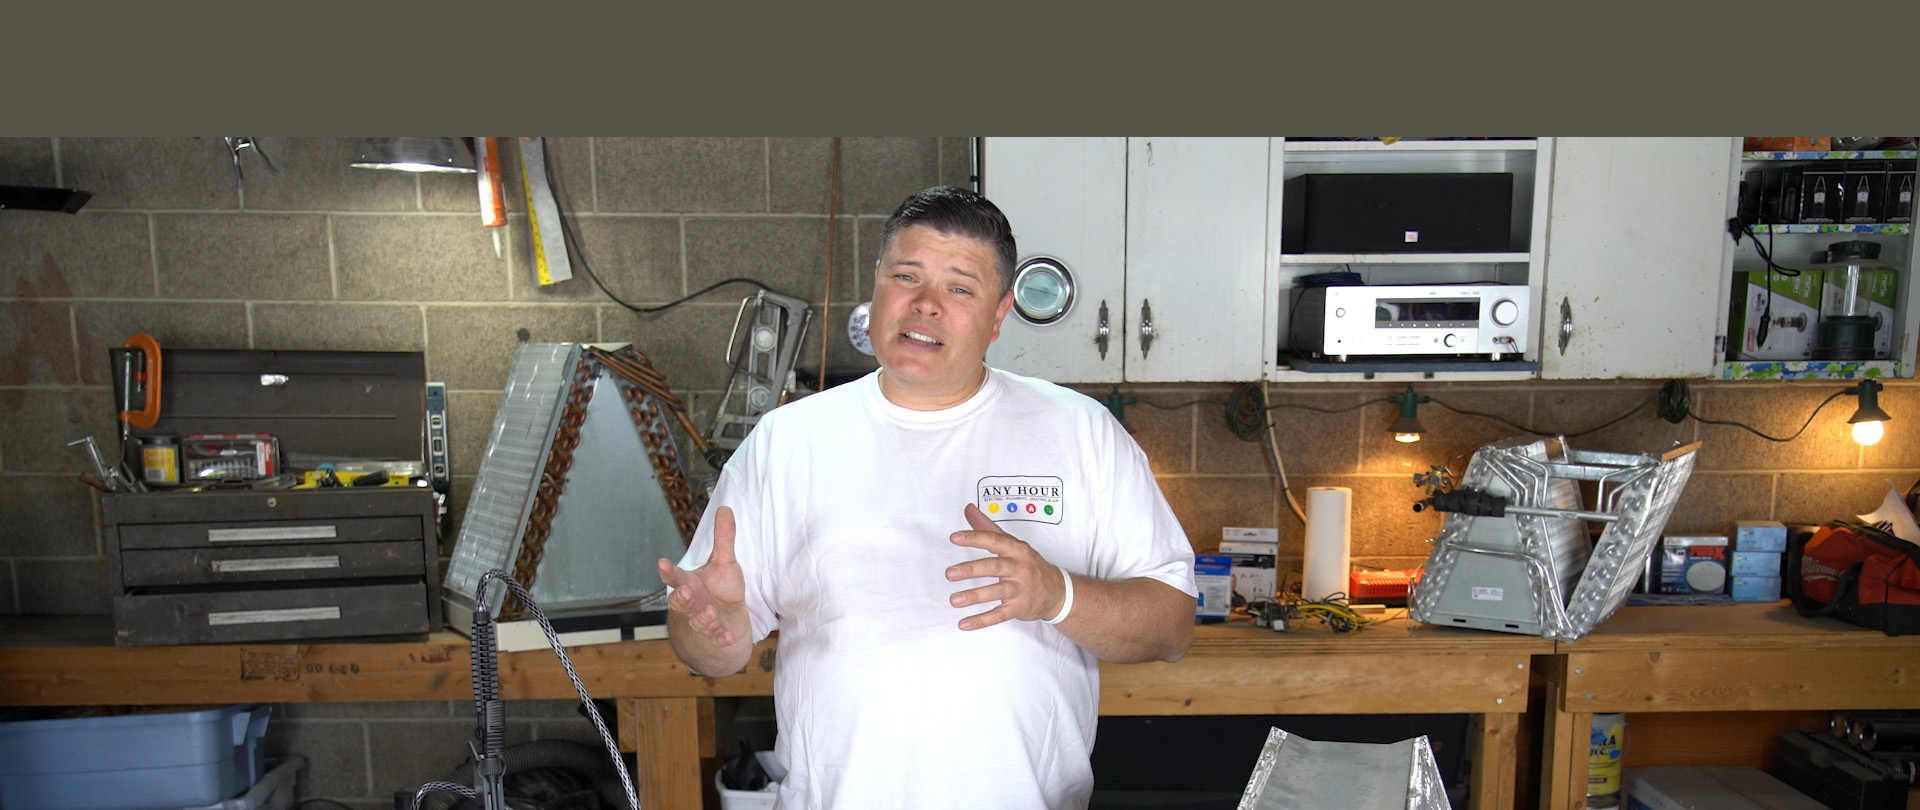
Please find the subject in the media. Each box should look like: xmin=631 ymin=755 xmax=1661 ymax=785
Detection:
xmin=768 ymin=137 xmax=836 ymax=215
xmin=367 ymin=719 xmax=486 ymax=797
xmin=0 ymin=137 xmax=57 ymax=186
xmin=154 ymin=213 xmax=332 ymax=300
xmin=16 ymin=558 xmax=110 ymax=615
xmin=683 ymin=217 xmax=858 ymax=307
xmin=251 ymin=304 xmax=426 ymax=352
xmin=941 ymin=136 xmax=975 ymax=188
xmin=595 ymin=137 xmax=767 ymax=213
xmin=239 ymin=138 xmax=419 ymax=212
xmin=1 ymin=211 xmax=155 ymax=298
xmin=508 ymin=214 xmax=681 ymax=304
xmin=839 ymin=137 xmax=942 ymax=215
xmin=61 ymin=138 xmax=241 ymax=211
xmin=0 ymin=296 xmax=79 ymax=387
xmin=334 ymin=215 xmax=509 ymax=302
xmin=0 ymin=388 xmax=117 ymax=473
xmin=264 ymin=719 xmax=371 ymax=797
xmin=446 ymin=390 xmax=500 ymax=479
xmin=423 ymin=306 xmax=600 ymax=389
xmin=0 ymin=474 xmax=98 ymax=556
xmin=422 ymin=137 xmax=593 ymax=215
xmin=74 ymin=301 xmax=251 ymax=381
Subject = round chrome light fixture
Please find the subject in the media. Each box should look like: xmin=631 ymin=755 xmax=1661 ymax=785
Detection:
xmin=1011 ymin=257 xmax=1075 ymax=325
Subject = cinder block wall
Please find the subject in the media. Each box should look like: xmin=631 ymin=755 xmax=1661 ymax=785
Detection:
xmin=4 ymin=137 xmax=1917 ymax=808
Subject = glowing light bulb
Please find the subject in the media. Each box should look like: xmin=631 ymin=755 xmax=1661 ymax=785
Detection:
xmin=1394 ymin=432 xmax=1422 ymax=443
xmin=1852 ymin=419 xmax=1885 ymax=446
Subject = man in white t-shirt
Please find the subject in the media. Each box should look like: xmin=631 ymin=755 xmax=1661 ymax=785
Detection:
xmin=657 ymin=186 xmax=1197 ymax=810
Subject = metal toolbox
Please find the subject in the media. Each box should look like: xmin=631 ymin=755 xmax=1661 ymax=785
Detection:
xmin=101 ymin=349 xmax=441 ymax=645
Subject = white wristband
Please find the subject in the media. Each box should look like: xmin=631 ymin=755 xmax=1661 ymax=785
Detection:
xmin=1045 ymin=567 xmax=1075 ymax=625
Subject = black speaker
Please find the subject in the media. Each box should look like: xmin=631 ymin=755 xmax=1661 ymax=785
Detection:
xmin=1283 ymin=173 xmax=1514 ymax=253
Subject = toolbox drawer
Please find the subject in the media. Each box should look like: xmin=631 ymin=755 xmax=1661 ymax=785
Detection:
xmin=119 ymin=541 xmax=428 ymax=587
xmin=117 ymin=516 xmax=423 ymax=551
xmin=112 ymin=581 xmax=431 ymax=645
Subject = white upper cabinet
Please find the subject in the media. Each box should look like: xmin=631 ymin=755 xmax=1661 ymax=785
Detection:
xmin=1124 ymin=137 xmax=1270 ymax=382
xmin=983 ymin=137 xmax=1269 ymax=383
xmin=981 ymin=137 xmax=1128 ymax=383
xmin=1539 ymin=138 xmax=1736 ymax=379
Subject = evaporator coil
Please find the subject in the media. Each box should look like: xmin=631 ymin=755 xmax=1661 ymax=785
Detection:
xmin=442 ymin=343 xmax=706 ymax=634
xmin=1409 ymin=436 xmax=1700 ymax=641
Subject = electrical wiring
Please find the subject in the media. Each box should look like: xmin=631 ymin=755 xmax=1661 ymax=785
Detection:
xmin=1656 ymin=379 xmax=1852 ymax=442
xmin=539 ymin=145 xmax=797 ymax=314
xmin=1429 ymin=388 xmax=1659 ymax=439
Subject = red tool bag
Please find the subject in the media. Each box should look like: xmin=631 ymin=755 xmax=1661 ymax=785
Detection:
xmin=1788 ymin=521 xmax=1920 ymax=636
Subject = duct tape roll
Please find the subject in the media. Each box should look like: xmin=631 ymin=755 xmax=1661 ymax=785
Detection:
xmin=1303 ymin=486 xmax=1352 ymax=602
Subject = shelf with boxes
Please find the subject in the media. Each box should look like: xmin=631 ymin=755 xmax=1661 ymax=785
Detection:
xmin=1721 ymin=142 xmax=1918 ymax=380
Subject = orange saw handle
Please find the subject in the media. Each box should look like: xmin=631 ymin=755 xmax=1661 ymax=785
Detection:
xmin=119 ymin=333 xmax=162 ymax=429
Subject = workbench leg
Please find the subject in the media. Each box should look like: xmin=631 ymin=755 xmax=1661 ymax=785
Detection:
xmin=631 ymin=697 xmax=713 ymax=810
xmin=1470 ymin=711 xmax=1519 ymax=810
xmin=1538 ymin=680 xmax=1590 ymax=810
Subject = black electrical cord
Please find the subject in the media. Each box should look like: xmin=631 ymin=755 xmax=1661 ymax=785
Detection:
xmin=539 ymin=143 xmax=795 ymax=314
xmin=1428 ymin=389 xmax=1659 ymax=439
xmin=1656 ymin=379 xmax=1850 ymax=442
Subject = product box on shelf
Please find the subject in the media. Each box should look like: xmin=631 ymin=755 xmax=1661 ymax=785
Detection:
xmin=1843 ymin=160 xmax=1889 ymax=223
xmin=1728 ymin=271 xmax=1822 ymax=361
xmin=1221 ymin=527 xmax=1278 ymax=604
xmin=1195 ymin=554 xmax=1232 ymax=619
xmin=1797 ymin=163 xmax=1846 ymax=224
xmin=1731 ymin=575 xmax=1782 ymax=602
xmin=1733 ymin=520 xmax=1789 ymax=553
xmin=1730 ymin=551 xmax=1782 ymax=577
xmin=1655 ymin=536 xmax=1729 ymax=595
xmin=1887 ymin=164 xmax=1914 ymax=222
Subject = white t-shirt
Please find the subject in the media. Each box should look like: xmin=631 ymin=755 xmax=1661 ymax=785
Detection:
xmin=676 ymin=367 xmax=1195 ymax=810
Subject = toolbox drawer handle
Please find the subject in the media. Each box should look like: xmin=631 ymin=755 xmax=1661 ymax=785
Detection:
xmin=207 ymin=606 xmax=342 ymax=626
xmin=212 ymin=555 xmax=341 ymax=573
xmin=207 ymin=525 xmax=338 ymax=543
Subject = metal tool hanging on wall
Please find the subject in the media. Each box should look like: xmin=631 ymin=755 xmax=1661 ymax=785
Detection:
xmin=706 ymin=289 xmax=812 ymax=468
xmin=222 ymin=138 xmax=278 ymax=190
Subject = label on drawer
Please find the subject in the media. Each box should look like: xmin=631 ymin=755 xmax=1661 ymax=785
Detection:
xmin=208 ymin=606 xmax=342 ymax=625
xmin=207 ymin=525 xmax=338 ymax=543
xmin=212 ymin=555 xmax=341 ymax=573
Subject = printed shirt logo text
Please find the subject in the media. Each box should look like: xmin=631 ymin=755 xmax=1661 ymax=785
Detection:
xmin=976 ymin=476 xmax=1065 ymax=525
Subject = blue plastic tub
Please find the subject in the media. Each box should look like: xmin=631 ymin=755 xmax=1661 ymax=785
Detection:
xmin=0 ymin=705 xmax=270 ymax=810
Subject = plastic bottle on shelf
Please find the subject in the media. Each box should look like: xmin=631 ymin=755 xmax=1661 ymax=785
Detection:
xmin=1587 ymin=712 xmax=1628 ymax=808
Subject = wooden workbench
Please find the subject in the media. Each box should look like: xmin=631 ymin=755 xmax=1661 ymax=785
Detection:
xmin=1539 ymin=603 xmax=1920 ymax=810
xmin=0 ymin=615 xmax=1546 ymax=810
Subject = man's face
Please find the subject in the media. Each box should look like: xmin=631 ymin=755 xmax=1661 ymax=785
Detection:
xmin=869 ymin=224 xmax=1014 ymax=410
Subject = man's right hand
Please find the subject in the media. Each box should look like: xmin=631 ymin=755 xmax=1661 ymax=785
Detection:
xmin=656 ymin=505 xmax=750 ymax=649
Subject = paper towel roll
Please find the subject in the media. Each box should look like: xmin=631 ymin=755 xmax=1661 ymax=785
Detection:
xmin=1302 ymin=486 xmax=1352 ymax=602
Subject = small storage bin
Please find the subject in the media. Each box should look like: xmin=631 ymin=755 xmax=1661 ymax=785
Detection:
xmin=176 ymin=757 xmax=303 ymax=810
xmin=715 ymin=751 xmax=786 ymax=810
xmin=0 ymin=705 xmax=270 ymax=810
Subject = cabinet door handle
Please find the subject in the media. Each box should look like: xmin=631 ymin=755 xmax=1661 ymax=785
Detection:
xmin=1558 ymin=297 xmax=1575 ymax=356
xmin=1139 ymin=299 xmax=1155 ymax=357
xmin=1095 ymin=300 xmax=1111 ymax=360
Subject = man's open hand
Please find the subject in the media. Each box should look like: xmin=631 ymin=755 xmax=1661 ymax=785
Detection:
xmin=944 ymin=503 xmax=1068 ymax=631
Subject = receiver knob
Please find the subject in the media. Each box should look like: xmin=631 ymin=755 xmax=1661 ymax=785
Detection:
xmin=1443 ymin=333 xmax=1460 ymax=348
xmin=1491 ymin=299 xmax=1519 ymax=327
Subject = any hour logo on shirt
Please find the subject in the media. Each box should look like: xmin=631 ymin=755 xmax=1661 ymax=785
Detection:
xmin=976 ymin=476 xmax=1064 ymax=524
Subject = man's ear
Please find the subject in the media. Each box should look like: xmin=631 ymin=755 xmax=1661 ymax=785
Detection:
xmin=990 ymin=290 xmax=1015 ymax=341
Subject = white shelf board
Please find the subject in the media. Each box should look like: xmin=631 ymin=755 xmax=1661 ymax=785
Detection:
xmin=1282 ymin=252 xmax=1531 ymax=265
xmin=1268 ymin=368 xmax=1538 ymax=384
xmin=1284 ymin=139 xmax=1540 ymax=153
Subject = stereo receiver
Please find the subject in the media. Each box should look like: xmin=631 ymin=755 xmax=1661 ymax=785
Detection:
xmin=1289 ymin=284 xmax=1530 ymax=361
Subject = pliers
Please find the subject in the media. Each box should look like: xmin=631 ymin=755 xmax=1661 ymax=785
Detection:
xmin=223 ymin=137 xmax=279 ymax=190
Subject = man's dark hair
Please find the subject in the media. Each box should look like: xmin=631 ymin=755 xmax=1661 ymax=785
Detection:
xmin=876 ymin=186 xmax=1018 ymax=296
